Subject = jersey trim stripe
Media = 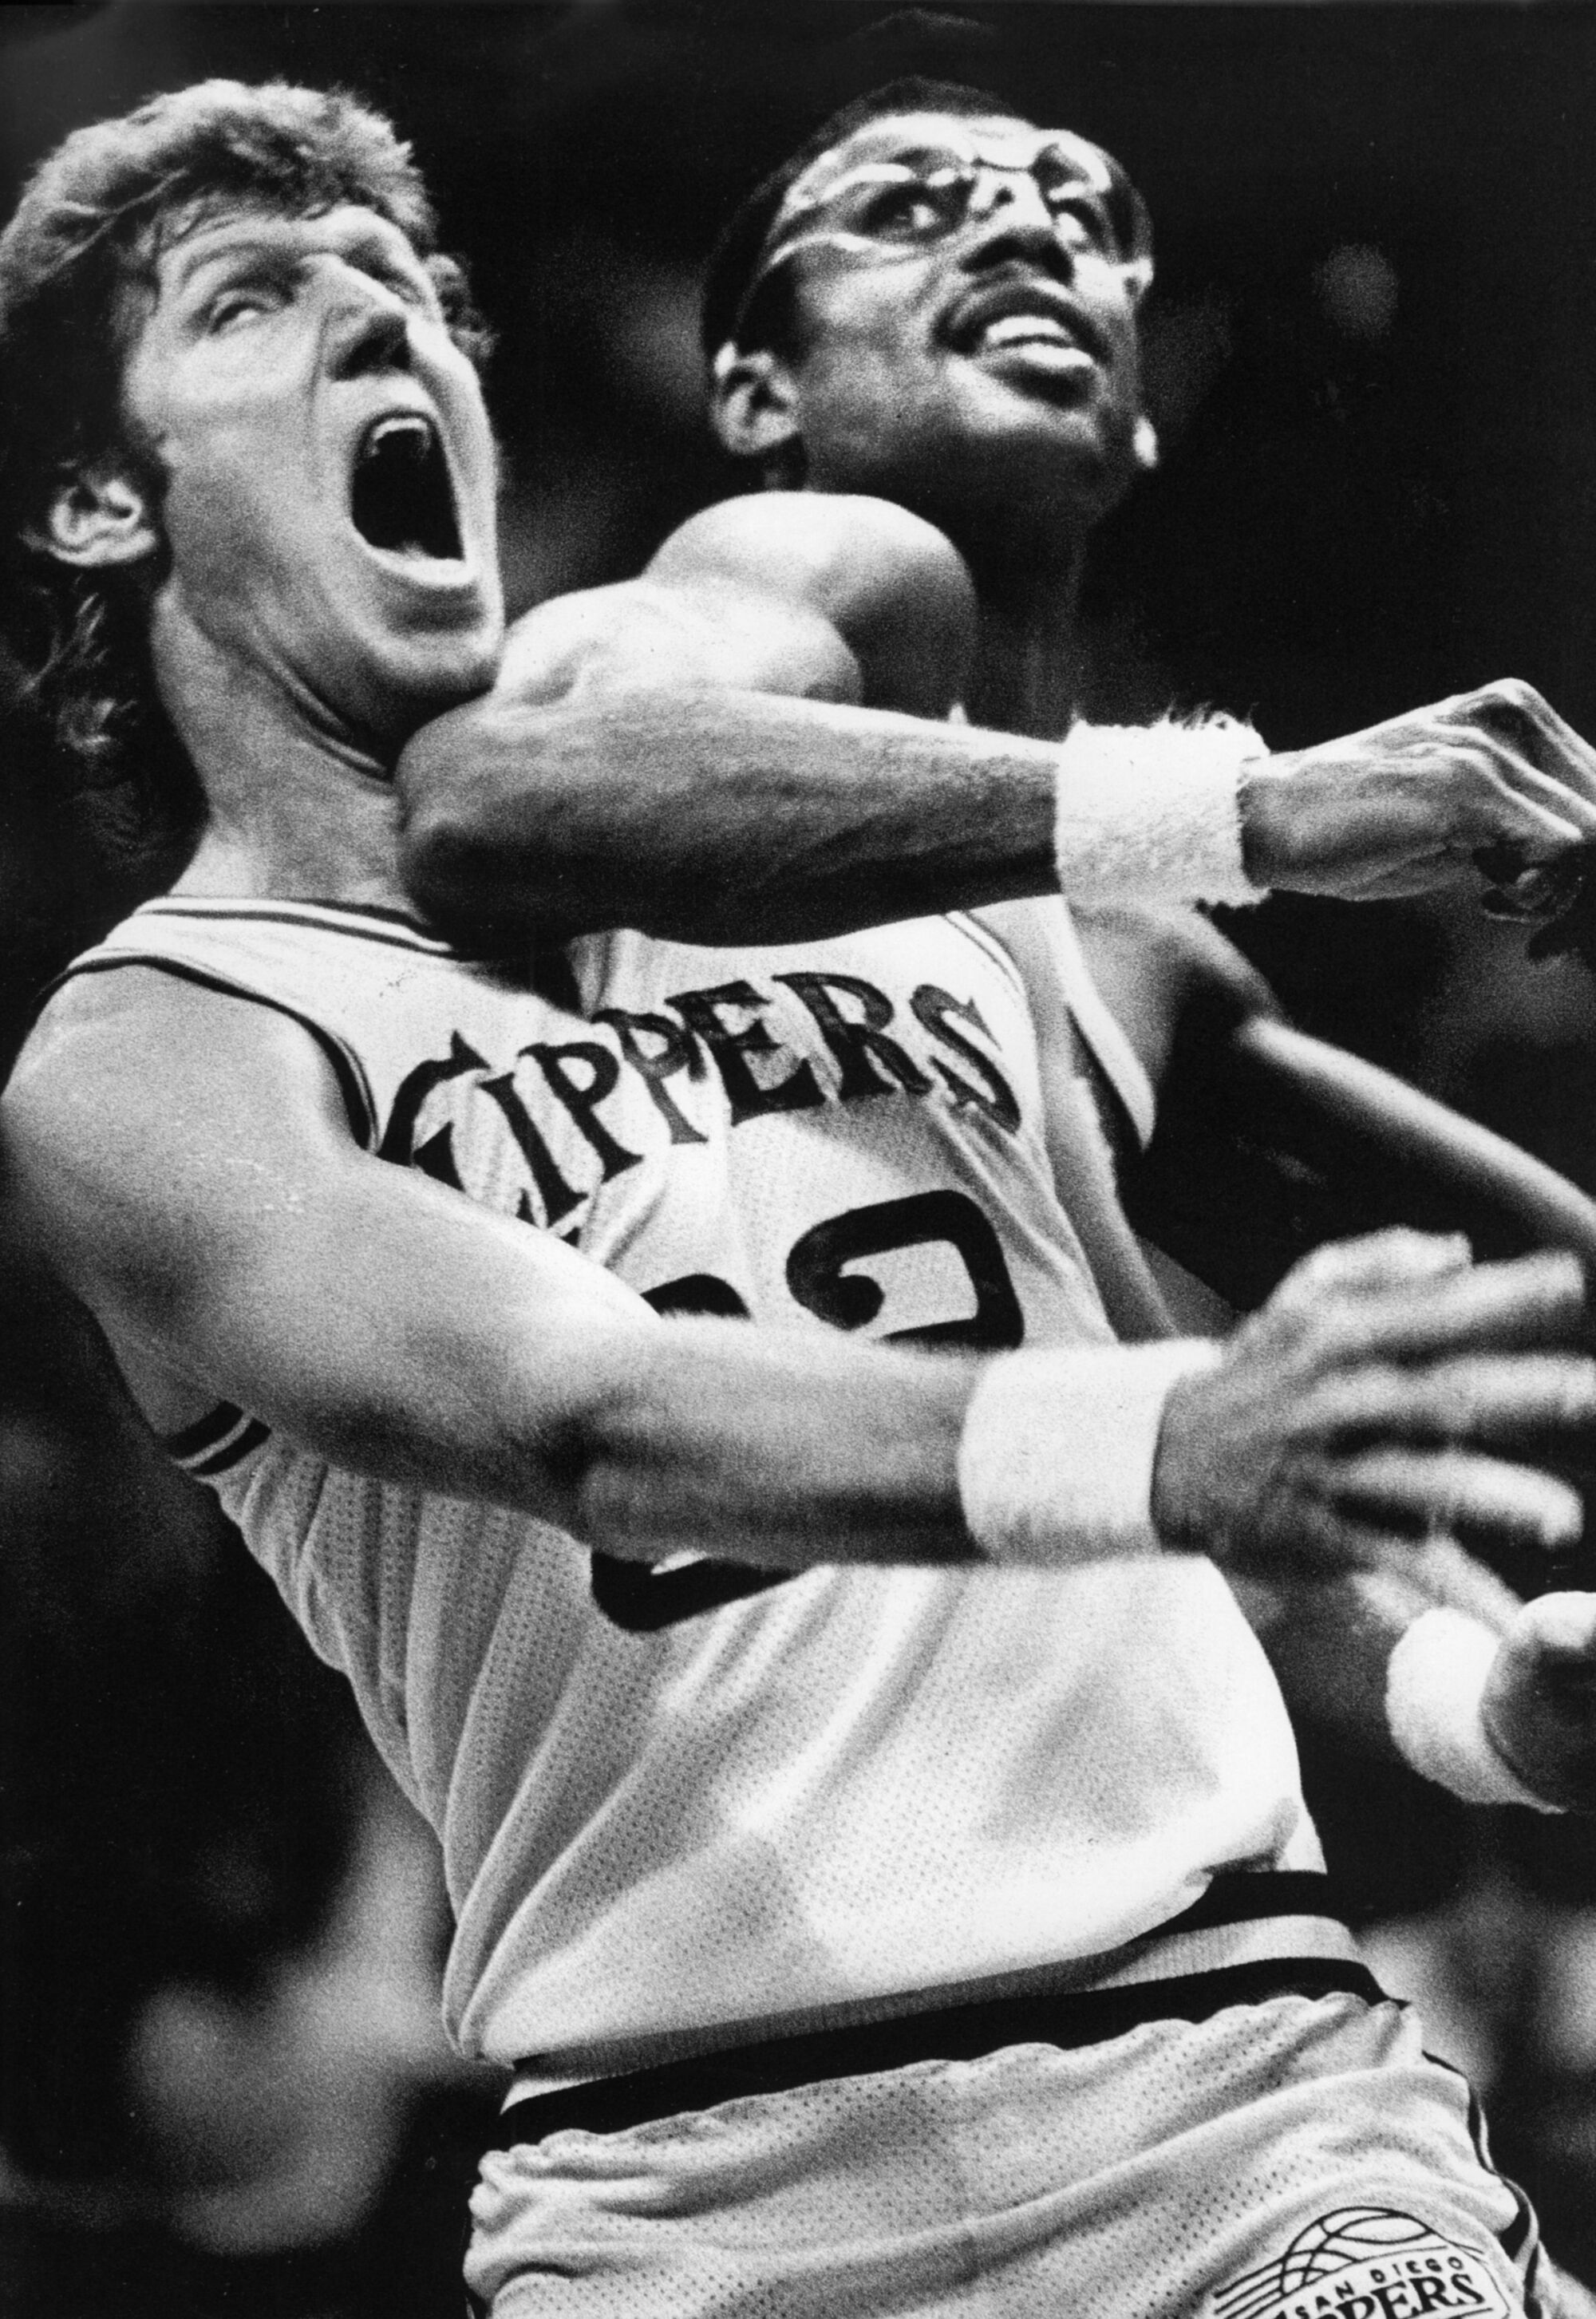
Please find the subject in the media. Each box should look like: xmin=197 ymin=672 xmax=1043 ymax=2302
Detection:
xmin=1421 ymin=2045 xmax=1545 ymax=2287
xmin=163 ymin=1401 xmax=271 ymax=1476
xmin=164 ymin=1400 xmax=248 ymax=1460
xmin=45 ymin=954 xmax=379 ymax=1148
xmin=132 ymin=898 xmax=452 ymax=956
xmin=1049 ymin=904 xmax=1158 ymax=1150
xmin=946 ymin=911 xmax=1029 ymax=999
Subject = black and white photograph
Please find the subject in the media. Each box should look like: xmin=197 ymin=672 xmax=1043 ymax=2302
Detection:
xmin=4 ymin=5 xmax=1596 ymax=2314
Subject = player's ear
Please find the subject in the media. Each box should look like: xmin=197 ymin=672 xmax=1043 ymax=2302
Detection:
xmin=30 ymin=461 xmax=160 ymax=571
xmin=1132 ymin=414 xmax=1159 ymax=474
xmin=709 ymin=344 xmax=803 ymax=467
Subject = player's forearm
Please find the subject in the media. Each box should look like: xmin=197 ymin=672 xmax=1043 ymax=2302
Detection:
xmin=538 ymin=1320 xmax=981 ymax=1566
xmin=399 ymin=687 xmax=1055 ymax=946
xmin=397 ymin=689 xmax=1258 ymax=950
xmin=168 ymin=1251 xmax=1206 ymax=1572
xmin=145 ymin=1250 xmax=979 ymax=1564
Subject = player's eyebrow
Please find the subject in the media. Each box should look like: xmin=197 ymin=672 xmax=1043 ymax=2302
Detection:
xmin=164 ymin=215 xmax=428 ymax=298
xmin=164 ymin=224 xmax=298 ymax=297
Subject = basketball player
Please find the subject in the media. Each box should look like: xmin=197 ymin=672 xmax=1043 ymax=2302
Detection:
xmin=396 ymin=89 xmax=1596 ymax=952
xmin=392 ymin=78 xmax=1596 ymax=2313
xmin=5 ymin=80 xmax=1596 ymax=2319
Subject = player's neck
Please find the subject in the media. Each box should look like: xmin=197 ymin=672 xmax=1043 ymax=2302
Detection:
xmin=961 ymin=556 xmax=1084 ymax=743
xmin=153 ymin=610 xmax=413 ymax=911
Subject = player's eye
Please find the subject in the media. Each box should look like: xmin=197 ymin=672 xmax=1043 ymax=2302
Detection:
xmin=851 ymin=178 xmax=954 ymax=241
xmin=1040 ymin=188 xmax=1115 ymax=251
xmin=204 ymin=277 xmax=285 ymax=333
xmin=366 ymin=259 xmax=435 ymax=314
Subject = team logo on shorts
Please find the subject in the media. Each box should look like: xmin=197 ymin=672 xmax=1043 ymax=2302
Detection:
xmin=1210 ymin=2206 xmax=1511 ymax=2319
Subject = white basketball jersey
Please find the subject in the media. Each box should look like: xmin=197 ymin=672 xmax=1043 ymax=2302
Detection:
xmin=57 ymin=896 xmax=1318 ymax=2074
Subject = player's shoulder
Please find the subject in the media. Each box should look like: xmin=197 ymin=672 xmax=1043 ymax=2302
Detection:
xmin=496 ymin=578 xmax=662 ymax=700
xmin=2 ymin=965 xmax=189 ymax=1259
xmin=654 ymin=488 xmax=965 ymax=576
xmin=12 ymin=957 xmax=179 ymax=1099
xmin=8 ymin=955 xmax=333 ymax=1171
xmin=648 ymin=491 xmax=975 ymax=636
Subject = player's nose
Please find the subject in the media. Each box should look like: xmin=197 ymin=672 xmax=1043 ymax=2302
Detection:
xmin=957 ymin=181 xmax=1075 ymax=277
xmin=324 ymin=279 xmax=413 ymax=380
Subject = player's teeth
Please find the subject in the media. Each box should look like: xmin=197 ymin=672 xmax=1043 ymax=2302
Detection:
xmin=980 ymin=314 xmax=1073 ymax=351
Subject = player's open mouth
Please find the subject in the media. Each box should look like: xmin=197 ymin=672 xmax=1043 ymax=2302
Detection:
xmin=974 ymin=315 xmax=1082 ymax=354
xmin=350 ymin=414 xmax=463 ymax=562
xmin=947 ymin=282 xmax=1105 ymax=366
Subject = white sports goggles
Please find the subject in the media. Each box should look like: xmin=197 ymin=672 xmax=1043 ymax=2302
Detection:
xmin=734 ymin=125 xmax=1154 ymax=339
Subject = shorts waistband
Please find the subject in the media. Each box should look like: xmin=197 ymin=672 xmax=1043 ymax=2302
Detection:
xmin=490 ymin=1949 xmax=1385 ymax=2154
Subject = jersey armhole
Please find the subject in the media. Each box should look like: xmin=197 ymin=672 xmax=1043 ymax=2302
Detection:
xmin=1045 ymin=907 xmax=1158 ymax=1151
xmin=44 ymin=951 xmax=379 ymax=1151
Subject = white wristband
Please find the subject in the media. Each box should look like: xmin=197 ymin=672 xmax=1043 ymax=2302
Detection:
xmin=958 ymin=1340 xmax=1223 ymax=1568
xmin=1385 ymin=1607 xmax=1562 ymax=1811
xmin=1053 ymin=714 xmax=1266 ymax=908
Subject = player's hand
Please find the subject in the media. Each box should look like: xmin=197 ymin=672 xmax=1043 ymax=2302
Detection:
xmin=1482 ymin=1593 xmax=1596 ymax=1811
xmin=1150 ymin=1230 xmax=1596 ymax=1581
xmin=1238 ymin=679 xmax=1596 ymax=903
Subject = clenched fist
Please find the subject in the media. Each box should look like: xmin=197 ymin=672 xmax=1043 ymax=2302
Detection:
xmin=1151 ymin=1230 xmax=1596 ymax=1580
xmin=1240 ymin=679 xmax=1596 ymax=903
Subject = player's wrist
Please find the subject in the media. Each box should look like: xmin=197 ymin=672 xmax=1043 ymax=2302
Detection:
xmin=958 ymin=1340 xmax=1223 ymax=1569
xmin=1052 ymin=715 xmax=1266 ymax=909
xmin=1385 ymin=1606 xmax=1565 ymax=1811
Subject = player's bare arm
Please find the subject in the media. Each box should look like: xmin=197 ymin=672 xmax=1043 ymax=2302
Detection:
xmin=398 ymin=492 xmax=1596 ymax=951
xmin=6 ymin=978 xmax=1593 ymax=1590
xmin=2 ymin=970 xmax=977 ymax=1570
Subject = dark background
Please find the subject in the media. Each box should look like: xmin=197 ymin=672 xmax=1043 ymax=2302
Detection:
xmin=4 ymin=6 xmax=1596 ymax=2314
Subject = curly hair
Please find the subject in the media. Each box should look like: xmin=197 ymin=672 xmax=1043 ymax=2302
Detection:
xmin=0 ymin=78 xmax=492 ymax=884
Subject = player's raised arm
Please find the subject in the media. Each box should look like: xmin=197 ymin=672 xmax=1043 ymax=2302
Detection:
xmin=397 ymin=497 xmax=1596 ymax=953
xmin=6 ymin=973 xmax=1594 ymax=1586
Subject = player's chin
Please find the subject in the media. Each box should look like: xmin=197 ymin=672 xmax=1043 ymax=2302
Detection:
xmin=339 ymin=625 xmax=504 ymax=749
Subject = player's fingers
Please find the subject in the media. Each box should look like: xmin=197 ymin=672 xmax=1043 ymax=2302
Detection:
xmin=1476 ymin=788 xmax=1594 ymax=850
xmin=1276 ymin=1230 xmax=1472 ymax=1303
xmin=1481 ymin=753 xmax=1596 ymax=836
xmin=1315 ymin=1250 xmax=1590 ymax=1365
xmin=1309 ymin=1353 xmax=1596 ymax=1445
xmin=1439 ymin=681 xmax=1596 ymax=806
xmin=1239 ymin=1486 xmax=1420 ymax=1578
xmin=1326 ymin=1446 xmax=1585 ymax=1548
xmin=1385 ymin=737 xmax=1596 ymax=853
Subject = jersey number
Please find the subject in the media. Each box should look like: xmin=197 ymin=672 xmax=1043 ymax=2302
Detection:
xmin=591 ymin=1191 xmax=1022 ymax=1632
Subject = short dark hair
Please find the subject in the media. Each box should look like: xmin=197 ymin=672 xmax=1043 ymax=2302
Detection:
xmin=700 ymin=76 xmax=1026 ymax=365
xmin=0 ymin=78 xmax=490 ymax=885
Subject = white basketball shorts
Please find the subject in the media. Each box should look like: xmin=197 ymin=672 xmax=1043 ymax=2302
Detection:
xmin=464 ymin=1987 xmax=1588 ymax=2319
